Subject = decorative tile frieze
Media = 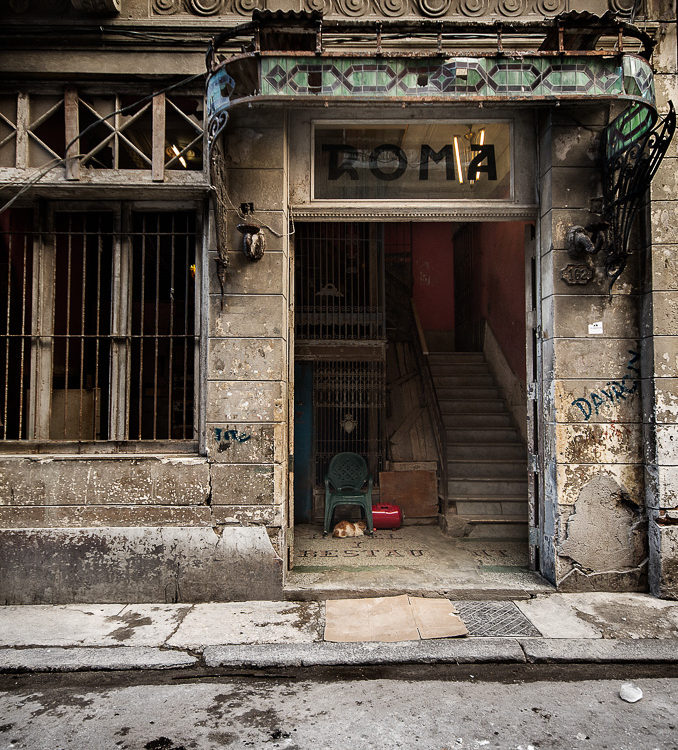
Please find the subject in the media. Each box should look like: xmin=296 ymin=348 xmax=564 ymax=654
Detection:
xmin=259 ymin=55 xmax=654 ymax=103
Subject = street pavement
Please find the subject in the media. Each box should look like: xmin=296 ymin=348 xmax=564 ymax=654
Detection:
xmin=0 ymin=592 xmax=676 ymax=672
xmin=1 ymin=672 xmax=677 ymax=749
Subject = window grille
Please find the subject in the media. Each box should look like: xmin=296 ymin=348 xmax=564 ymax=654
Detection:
xmin=0 ymin=207 xmax=198 ymax=443
xmin=313 ymin=360 xmax=385 ymax=485
xmin=0 ymin=209 xmax=33 ymax=440
xmin=294 ymin=222 xmax=385 ymax=342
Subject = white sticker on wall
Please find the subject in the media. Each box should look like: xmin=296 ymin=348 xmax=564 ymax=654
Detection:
xmin=588 ymin=321 xmax=603 ymax=335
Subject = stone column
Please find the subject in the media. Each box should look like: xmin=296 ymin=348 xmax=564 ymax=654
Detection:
xmin=540 ymin=105 xmax=648 ymax=592
xmin=206 ymin=109 xmax=291 ymax=592
xmin=645 ymin=0 xmax=678 ymax=599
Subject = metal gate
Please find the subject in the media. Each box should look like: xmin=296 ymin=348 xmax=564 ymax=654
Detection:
xmin=294 ymin=222 xmax=386 ymax=492
xmin=313 ymin=360 xmax=385 ymax=484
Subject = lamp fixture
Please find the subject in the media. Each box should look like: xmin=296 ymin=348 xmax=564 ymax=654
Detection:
xmin=169 ymin=144 xmax=188 ymax=168
xmin=341 ymin=413 xmax=357 ymax=435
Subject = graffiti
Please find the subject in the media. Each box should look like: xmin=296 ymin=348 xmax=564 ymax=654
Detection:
xmin=571 ymin=350 xmax=640 ymax=421
xmin=213 ymin=427 xmax=252 ymax=451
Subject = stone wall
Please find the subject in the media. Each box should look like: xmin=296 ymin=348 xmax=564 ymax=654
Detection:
xmin=539 ymin=105 xmax=648 ymax=591
xmin=206 ymin=107 xmax=291 ymax=571
xmin=645 ymin=0 xmax=678 ymax=599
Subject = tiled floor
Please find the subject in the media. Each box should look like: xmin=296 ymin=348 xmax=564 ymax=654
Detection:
xmin=286 ymin=524 xmax=552 ymax=599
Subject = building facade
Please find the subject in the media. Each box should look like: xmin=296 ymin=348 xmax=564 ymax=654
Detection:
xmin=0 ymin=0 xmax=677 ymax=602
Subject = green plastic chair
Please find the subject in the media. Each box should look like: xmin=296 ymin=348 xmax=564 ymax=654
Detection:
xmin=323 ymin=452 xmax=374 ymax=536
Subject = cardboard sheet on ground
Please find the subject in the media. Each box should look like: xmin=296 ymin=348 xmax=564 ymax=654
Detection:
xmin=324 ymin=595 xmax=468 ymax=642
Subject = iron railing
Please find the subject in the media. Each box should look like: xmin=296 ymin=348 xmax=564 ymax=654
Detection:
xmin=0 ymin=208 xmax=197 ymax=442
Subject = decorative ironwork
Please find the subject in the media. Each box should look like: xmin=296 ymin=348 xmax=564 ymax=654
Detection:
xmin=599 ymin=102 xmax=676 ymax=289
xmin=206 ymin=68 xmax=235 ymax=154
xmin=313 ymin=360 xmax=386 ymax=486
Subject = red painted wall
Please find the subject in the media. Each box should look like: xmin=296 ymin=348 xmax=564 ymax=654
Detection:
xmin=473 ymin=222 xmax=527 ymax=380
xmin=411 ymin=223 xmax=454 ymax=331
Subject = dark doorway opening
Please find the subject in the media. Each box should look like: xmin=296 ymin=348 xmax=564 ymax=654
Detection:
xmin=290 ymin=220 xmax=537 ymax=597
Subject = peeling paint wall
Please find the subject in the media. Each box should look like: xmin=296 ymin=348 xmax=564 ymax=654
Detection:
xmin=538 ymin=103 xmax=649 ymax=592
xmin=0 ymin=526 xmax=283 ymax=604
xmin=645 ymin=0 xmax=678 ymax=600
xmin=205 ymin=107 xmax=291 ymax=573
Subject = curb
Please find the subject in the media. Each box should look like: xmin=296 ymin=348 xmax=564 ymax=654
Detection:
xmin=0 ymin=647 xmax=198 ymax=673
xmin=1 ymin=639 xmax=677 ymax=673
xmin=203 ymin=639 xmax=526 ymax=668
xmin=520 ymin=639 xmax=678 ymax=664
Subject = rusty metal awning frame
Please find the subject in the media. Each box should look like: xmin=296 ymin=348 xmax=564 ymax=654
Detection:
xmin=205 ymin=11 xmax=674 ymax=289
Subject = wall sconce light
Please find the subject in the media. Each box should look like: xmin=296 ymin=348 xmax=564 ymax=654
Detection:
xmin=341 ymin=413 xmax=357 ymax=435
xmin=237 ymin=223 xmax=266 ymax=262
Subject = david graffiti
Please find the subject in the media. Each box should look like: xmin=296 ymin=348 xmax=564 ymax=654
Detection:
xmin=571 ymin=350 xmax=640 ymax=421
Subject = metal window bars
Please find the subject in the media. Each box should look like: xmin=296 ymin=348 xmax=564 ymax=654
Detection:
xmin=0 ymin=208 xmax=197 ymax=443
xmin=295 ymin=222 xmax=385 ymax=343
xmin=313 ymin=360 xmax=385 ymax=487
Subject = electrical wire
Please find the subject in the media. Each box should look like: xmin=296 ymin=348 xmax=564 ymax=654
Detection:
xmin=210 ymin=180 xmax=296 ymax=239
xmin=0 ymin=71 xmax=205 ymax=217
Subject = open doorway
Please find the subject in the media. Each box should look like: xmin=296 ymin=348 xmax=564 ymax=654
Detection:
xmin=288 ymin=220 xmax=541 ymax=597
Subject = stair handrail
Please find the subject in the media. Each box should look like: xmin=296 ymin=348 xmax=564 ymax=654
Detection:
xmin=410 ymin=300 xmax=448 ymax=509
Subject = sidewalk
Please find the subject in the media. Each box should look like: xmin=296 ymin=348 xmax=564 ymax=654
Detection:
xmin=0 ymin=592 xmax=677 ymax=673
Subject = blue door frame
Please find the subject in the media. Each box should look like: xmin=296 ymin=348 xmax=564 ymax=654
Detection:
xmin=293 ymin=362 xmax=314 ymax=524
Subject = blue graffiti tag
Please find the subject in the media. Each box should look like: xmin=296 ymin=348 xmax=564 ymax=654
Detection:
xmin=571 ymin=350 xmax=640 ymax=421
xmin=214 ymin=428 xmax=252 ymax=451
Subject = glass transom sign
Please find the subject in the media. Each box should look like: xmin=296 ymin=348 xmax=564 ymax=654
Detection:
xmin=313 ymin=122 xmax=511 ymax=201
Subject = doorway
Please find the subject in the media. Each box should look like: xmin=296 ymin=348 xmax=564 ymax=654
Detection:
xmin=288 ymin=219 xmax=540 ymax=597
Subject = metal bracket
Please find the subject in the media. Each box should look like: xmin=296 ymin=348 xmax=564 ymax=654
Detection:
xmin=600 ymin=101 xmax=676 ymax=290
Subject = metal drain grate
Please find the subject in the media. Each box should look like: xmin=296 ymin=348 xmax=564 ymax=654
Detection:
xmin=453 ymin=600 xmax=542 ymax=637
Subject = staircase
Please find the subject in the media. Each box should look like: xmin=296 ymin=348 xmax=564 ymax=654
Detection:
xmin=429 ymin=351 xmax=528 ymax=540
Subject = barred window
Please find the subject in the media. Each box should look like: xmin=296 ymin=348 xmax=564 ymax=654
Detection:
xmin=0 ymin=206 xmax=198 ymax=444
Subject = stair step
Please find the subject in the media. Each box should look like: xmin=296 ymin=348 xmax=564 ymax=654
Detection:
xmin=434 ymin=375 xmax=496 ymax=388
xmin=465 ymin=519 xmax=529 ymax=541
xmin=454 ymin=499 xmax=528 ymax=516
xmin=447 ymin=443 xmax=526 ymax=460
xmin=428 ymin=352 xmax=486 ymax=364
xmin=447 ymin=460 xmax=527 ymax=478
xmin=443 ymin=413 xmax=514 ymax=428
xmin=440 ymin=399 xmax=508 ymax=414
xmin=436 ymin=387 xmax=502 ymax=400
xmin=448 ymin=477 xmax=528 ymax=496
xmin=444 ymin=511 xmax=528 ymax=540
xmin=431 ymin=364 xmax=493 ymax=376
xmin=447 ymin=427 xmax=522 ymax=443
